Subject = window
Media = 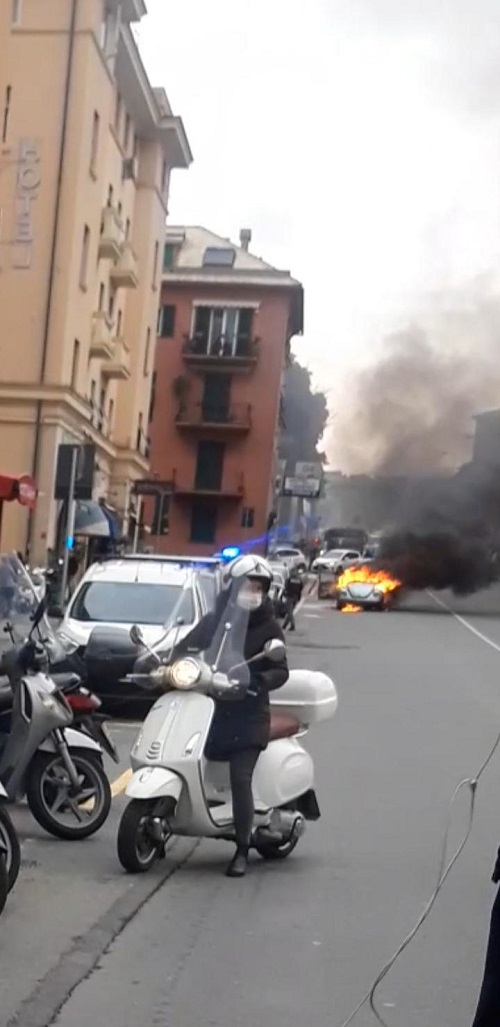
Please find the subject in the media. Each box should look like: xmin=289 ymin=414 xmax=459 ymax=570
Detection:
xmin=158 ymin=304 xmax=175 ymax=338
xmin=195 ymin=441 xmax=225 ymax=492
xmin=71 ymin=340 xmax=80 ymax=390
xmin=107 ymin=184 xmax=114 ymax=208
xmin=190 ymin=503 xmax=217 ymax=545
xmin=152 ymin=493 xmax=170 ymax=536
xmin=125 ymin=217 xmax=130 ymax=240
xmin=241 ymin=507 xmax=255 ymax=529
xmin=136 ymin=413 xmax=143 ymax=451
xmin=123 ymin=113 xmax=131 ymax=153
xmin=79 ymin=225 xmax=90 ymax=289
xmin=108 ymin=399 xmax=114 ymax=435
xmin=2 ymin=86 xmax=12 ymax=144
xmin=192 ymin=306 xmax=254 ymax=356
xmin=116 ymin=309 xmax=122 ymax=337
xmin=148 ymin=371 xmax=157 ymax=423
xmin=70 ymin=581 xmax=194 ymax=626
xmin=202 ymin=247 xmax=235 ymax=267
xmin=197 ymin=574 xmax=217 ymax=612
xmin=108 ymin=287 xmax=116 ymax=320
xmin=117 ymin=200 xmax=122 ymax=218
xmin=161 ymin=160 xmax=168 ymax=193
xmin=98 ymin=282 xmax=105 ymax=311
xmin=11 ymin=0 xmax=21 ymax=25
xmin=114 ymin=92 xmax=122 ymax=133
xmin=90 ymin=111 xmax=100 ymax=174
xmin=162 ymin=243 xmax=175 ymax=270
xmin=152 ymin=240 xmax=159 ymax=289
xmin=144 ymin=327 xmax=151 ymax=375
xmin=98 ymin=386 xmax=107 ymax=432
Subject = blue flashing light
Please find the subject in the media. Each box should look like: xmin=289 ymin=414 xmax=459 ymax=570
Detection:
xmin=221 ymin=545 xmax=241 ymax=561
xmin=66 ymin=536 xmax=75 ymax=551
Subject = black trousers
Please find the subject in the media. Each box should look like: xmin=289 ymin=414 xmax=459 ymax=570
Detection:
xmin=472 ymin=886 xmax=500 ymax=1026
xmin=229 ymin=748 xmax=260 ymax=849
xmin=283 ymin=597 xmax=296 ymax=630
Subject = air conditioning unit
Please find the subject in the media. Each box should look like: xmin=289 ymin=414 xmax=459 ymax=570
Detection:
xmin=122 ymin=157 xmax=138 ymax=182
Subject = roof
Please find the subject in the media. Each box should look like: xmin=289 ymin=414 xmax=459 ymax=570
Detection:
xmin=82 ymin=560 xmax=191 ymax=586
xmin=163 ymin=226 xmax=302 ymax=291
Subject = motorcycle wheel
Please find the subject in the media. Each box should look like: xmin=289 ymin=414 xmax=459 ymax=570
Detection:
xmin=26 ymin=749 xmax=112 ymax=840
xmin=117 ymin=799 xmax=172 ymax=874
xmin=0 ymin=854 xmax=7 ymax=917
xmin=254 ymin=834 xmax=300 ymax=860
xmin=0 ymin=808 xmax=21 ymax=891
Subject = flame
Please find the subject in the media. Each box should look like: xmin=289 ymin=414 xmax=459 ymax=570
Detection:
xmin=337 ymin=564 xmax=402 ymax=594
xmin=341 ymin=604 xmax=363 ymax=614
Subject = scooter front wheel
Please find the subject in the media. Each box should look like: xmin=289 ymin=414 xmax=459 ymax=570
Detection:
xmin=0 ymin=808 xmax=21 ymax=891
xmin=26 ymin=750 xmax=112 ymax=840
xmin=117 ymin=799 xmax=172 ymax=874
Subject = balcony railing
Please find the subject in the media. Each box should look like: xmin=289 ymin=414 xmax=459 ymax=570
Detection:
xmin=101 ymin=337 xmax=131 ymax=380
xmin=98 ymin=206 xmax=124 ymax=261
xmin=110 ymin=242 xmax=139 ymax=288
xmin=171 ymin=468 xmax=245 ymax=500
xmin=182 ymin=333 xmax=259 ymax=370
xmin=175 ymin=402 xmax=252 ymax=432
xmin=90 ymin=312 xmax=115 ymax=359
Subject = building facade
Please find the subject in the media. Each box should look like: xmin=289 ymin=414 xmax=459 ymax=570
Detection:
xmin=0 ymin=0 xmax=191 ymax=559
xmin=146 ymin=226 xmax=303 ymax=555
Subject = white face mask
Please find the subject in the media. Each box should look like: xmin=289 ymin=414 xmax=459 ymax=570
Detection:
xmin=237 ymin=590 xmax=263 ymax=611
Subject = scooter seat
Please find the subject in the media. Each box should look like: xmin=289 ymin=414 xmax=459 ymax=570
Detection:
xmin=269 ymin=711 xmax=300 ymax=741
xmin=52 ymin=672 xmax=81 ymax=690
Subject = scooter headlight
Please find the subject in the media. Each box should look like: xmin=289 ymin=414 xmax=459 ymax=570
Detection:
xmin=169 ymin=658 xmax=201 ymax=690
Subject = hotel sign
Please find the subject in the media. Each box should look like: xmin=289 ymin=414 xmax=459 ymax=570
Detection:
xmin=12 ymin=138 xmax=41 ymax=269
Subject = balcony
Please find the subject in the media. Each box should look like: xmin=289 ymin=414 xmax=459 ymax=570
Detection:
xmin=98 ymin=206 xmax=124 ymax=261
xmin=172 ymin=468 xmax=245 ymax=501
xmin=182 ymin=334 xmax=259 ymax=372
xmin=90 ymin=312 xmax=115 ymax=360
xmin=175 ymin=402 xmax=252 ymax=433
xmin=101 ymin=338 xmax=131 ymax=380
xmin=110 ymin=242 xmax=139 ymax=288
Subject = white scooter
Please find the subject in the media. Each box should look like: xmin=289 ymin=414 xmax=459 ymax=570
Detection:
xmin=117 ymin=612 xmax=338 ymax=873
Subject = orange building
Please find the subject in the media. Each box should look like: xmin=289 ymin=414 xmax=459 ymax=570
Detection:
xmin=146 ymin=226 xmax=303 ymax=554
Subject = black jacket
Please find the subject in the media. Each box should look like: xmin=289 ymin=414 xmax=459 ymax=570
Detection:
xmin=173 ymin=594 xmax=289 ymax=755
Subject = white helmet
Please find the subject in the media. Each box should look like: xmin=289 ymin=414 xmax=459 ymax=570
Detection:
xmin=222 ymin=554 xmax=273 ymax=593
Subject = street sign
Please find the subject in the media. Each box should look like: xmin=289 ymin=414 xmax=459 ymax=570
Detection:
xmin=283 ymin=476 xmax=322 ymax=498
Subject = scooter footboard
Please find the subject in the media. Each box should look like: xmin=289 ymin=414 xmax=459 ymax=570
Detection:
xmin=126 ymin=767 xmax=183 ymax=802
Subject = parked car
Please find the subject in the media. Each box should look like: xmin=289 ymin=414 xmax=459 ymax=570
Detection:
xmin=312 ymin=549 xmax=362 ymax=574
xmin=57 ymin=560 xmax=218 ymax=709
xmin=269 ymin=546 xmax=307 ymax=573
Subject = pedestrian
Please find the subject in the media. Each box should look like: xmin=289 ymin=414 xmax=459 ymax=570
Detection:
xmin=282 ymin=568 xmax=304 ymax=632
xmin=471 ymin=851 xmax=500 ymax=1025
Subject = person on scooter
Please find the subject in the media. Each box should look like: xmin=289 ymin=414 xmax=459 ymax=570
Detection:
xmin=171 ymin=554 xmax=289 ymax=878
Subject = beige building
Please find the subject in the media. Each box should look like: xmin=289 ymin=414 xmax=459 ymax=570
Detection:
xmin=0 ymin=0 xmax=192 ymax=559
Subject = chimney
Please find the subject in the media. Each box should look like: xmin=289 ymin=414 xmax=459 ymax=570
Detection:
xmin=239 ymin=228 xmax=252 ymax=252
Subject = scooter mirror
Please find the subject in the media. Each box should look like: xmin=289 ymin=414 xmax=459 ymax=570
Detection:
xmin=263 ymin=638 xmax=286 ymax=662
xmin=130 ymin=624 xmax=144 ymax=646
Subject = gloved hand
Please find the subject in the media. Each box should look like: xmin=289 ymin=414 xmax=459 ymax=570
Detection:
xmin=210 ymin=671 xmax=247 ymax=701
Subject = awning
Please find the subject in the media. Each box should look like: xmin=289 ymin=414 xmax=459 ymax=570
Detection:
xmin=0 ymin=473 xmax=37 ymax=509
xmin=74 ymin=501 xmax=111 ymax=538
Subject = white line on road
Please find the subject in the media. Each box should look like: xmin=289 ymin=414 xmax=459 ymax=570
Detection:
xmin=428 ymin=591 xmax=500 ymax=654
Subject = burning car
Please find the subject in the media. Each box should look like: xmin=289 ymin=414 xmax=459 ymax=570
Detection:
xmin=336 ymin=565 xmax=402 ymax=613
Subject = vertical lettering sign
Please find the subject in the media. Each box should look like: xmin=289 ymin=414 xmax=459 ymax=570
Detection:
xmin=12 ymin=139 xmax=41 ymax=269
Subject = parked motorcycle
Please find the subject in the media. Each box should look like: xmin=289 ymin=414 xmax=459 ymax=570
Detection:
xmin=0 ymin=554 xmax=114 ymax=841
xmin=0 ymin=781 xmax=20 ymax=914
xmin=116 ymin=590 xmax=338 ymax=873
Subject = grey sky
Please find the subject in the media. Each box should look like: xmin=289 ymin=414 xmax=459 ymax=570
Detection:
xmin=138 ymin=1 xmax=500 ymax=463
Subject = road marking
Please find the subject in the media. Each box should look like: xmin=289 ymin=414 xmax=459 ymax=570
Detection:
xmin=111 ymin=768 xmax=132 ymax=797
xmin=429 ymin=591 xmax=500 ymax=654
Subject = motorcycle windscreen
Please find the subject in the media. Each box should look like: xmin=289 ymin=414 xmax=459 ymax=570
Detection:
xmin=0 ymin=552 xmax=55 ymax=656
xmin=133 ymin=577 xmax=252 ymax=684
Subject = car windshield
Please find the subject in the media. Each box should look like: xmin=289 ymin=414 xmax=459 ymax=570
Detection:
xmin=69 ymin=582 xmax=194 ymax=626
xmin=325 ymin=550 xmax=344 ymax=558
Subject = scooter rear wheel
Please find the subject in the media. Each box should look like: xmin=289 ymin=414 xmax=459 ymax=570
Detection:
xmin=0 ymin=808 xmax=21 ymax=891
xmin=117 ymin=799 xmax=173 ymax=874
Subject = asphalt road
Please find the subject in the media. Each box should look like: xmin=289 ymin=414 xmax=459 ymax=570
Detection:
xmin=4 ymin=587 xmax=500 ymax=1027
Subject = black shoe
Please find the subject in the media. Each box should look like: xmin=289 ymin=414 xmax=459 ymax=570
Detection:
xmin=225 ymin=848 xmax=248 ymax=878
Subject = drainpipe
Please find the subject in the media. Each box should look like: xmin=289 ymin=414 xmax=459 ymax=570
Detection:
xmin=26 ymin=0 xmax=79 ymax=556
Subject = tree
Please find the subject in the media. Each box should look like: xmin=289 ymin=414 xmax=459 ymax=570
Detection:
xmin=279 ymin=356 xmax=328 ymax=466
